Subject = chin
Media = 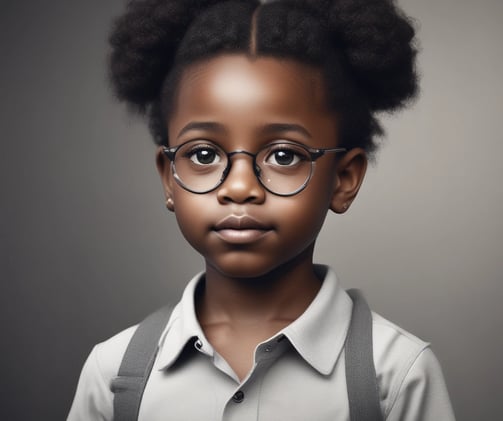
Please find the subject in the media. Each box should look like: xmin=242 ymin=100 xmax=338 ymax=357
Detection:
xmin=207 ymin=254 xmax=281 ymax=280
xmin=212 ymin=265 xmax=274 ymax=280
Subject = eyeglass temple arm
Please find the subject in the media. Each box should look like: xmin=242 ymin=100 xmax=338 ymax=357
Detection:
xmin=309 ymin=147 xmax=347 ymax=160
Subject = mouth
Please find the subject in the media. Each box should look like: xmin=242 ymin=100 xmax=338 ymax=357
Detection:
xmin=213 ymin=215 xmax=273 ymax=244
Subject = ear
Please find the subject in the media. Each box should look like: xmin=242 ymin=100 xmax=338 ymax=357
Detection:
xmin=155 ymin=146 xmax=175 ymax=211
xmin=330 ymin=148 xmax=367 ymax=214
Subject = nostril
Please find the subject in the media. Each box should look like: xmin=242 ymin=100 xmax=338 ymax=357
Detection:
xmin=214 ymin=153 xmax=267 ymax=204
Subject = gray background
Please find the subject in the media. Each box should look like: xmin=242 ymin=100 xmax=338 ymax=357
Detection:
xmin=1 ymin=0 xmax=502 ymax=420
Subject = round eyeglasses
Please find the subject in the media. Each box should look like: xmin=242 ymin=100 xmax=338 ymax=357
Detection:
xmin=162 ymin=140 xmax=346 ymax=196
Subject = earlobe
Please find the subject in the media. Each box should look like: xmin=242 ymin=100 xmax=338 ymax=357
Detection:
xmin=330 ymin=148 xmax=367 ymax=214
xmin=156 ymin=146 xmax=175 ymax=211
xmin=165 ymin=197 xmax=175 ymax=212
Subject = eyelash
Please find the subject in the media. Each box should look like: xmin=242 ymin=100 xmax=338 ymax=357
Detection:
xmin=265 ymin=144 xmax=306 ymax=165
xmin=184 ymin=143 xmax=222 ymax=164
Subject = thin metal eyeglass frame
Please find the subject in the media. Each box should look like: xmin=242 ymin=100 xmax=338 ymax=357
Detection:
xmin=162 ymin=140 xmax=347 ymax=197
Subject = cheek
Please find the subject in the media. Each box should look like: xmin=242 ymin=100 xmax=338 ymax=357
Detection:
xmin=171 ymin=191 xmax=211 ymax=248
xmin=284 ymin=174 xmax=335 ymax=235
xmin=270 ymin=192 xmax=331 ymax=244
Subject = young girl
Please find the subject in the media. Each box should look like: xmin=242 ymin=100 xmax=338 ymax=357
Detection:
xmin=68 ymin=0 xmax=455 ymax=419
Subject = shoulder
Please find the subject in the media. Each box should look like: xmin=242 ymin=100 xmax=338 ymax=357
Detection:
xmin=372 ymin=311 xmax=430 ymax=374
xmin=68 ymin=301 xmax=182 ymax=421
xmin=94 ymin=324 xmax=140 ymax=381
xmin=66 ymin=325 xmax=139 ymax=421
xmin=92 ymin=303 xmax=179 ymax=380
xmin=371 ymin=312 xmax=455 ymax=420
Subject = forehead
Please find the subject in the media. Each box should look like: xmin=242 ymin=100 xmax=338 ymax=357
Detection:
xmin=169 ymin=54 xmax=334 ymax=129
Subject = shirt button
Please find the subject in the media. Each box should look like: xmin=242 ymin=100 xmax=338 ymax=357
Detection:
xmin=265 ymin=345 xmax=273 ymax=352
xmin=232 ymin=391 xmax=245 ymax=403
xmin=194 ymin=339 xmax=203 ymax=350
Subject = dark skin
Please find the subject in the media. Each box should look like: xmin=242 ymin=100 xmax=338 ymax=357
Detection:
xmin=156 ymin=54 xmax=367 ymax=381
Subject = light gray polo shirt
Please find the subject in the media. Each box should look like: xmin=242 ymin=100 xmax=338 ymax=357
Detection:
xmin=67 ymin=265 xmax=455 ymax=421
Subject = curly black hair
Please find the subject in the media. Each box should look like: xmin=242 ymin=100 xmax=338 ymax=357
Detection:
xmin=109 ymin=0 xmax=418 ymax=156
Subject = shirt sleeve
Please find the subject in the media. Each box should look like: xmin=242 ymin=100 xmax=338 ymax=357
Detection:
xmin=66 ymin=345 xmax=114 ymax=421
xmin=386 ymin=347 xmax=456 ymax=421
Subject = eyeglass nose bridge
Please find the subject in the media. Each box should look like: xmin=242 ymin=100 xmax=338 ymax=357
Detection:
xmin=227 ymin=149 xmax=256 ymax=160
xmin=220 ymin=149 xmax=312 ymax=197
xmin=221 ymin=149 xmax=262 ymax=182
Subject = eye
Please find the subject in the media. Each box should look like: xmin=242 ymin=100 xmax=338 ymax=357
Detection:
xmin=185 ymin=144 xmax=222 ymax=166
xmin=264 ymin=144 xmax=308 ymax=167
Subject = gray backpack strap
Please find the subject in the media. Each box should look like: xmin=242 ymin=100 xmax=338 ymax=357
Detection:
xmin=110 ymin=304 xmax=173 ymax=421
xmin=345 ymin=289 xmax=384 ymax=421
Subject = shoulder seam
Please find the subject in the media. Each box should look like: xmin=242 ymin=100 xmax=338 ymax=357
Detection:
xmin=384 ymin=344 xmax=431 ymax=418
xmin=372 ymin=313 xmax=430 ymax=347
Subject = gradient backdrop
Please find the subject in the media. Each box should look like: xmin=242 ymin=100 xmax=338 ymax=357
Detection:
xmin=1 ymin=1 xmax=502 ymax=420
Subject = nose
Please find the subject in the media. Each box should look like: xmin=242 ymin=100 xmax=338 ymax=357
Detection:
xmin=216 ymin=152 xmax=266 ymax=204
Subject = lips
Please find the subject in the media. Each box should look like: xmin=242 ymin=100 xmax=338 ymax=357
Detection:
xmin=213 ymin=215 xmax=273 ymax=244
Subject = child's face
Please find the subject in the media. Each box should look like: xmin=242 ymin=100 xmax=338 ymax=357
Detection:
xmin=157 ymin=54 xmax=366 ymax=278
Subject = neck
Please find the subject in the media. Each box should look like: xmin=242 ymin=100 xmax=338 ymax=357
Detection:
xmin=197 ymin=247 xmax=323 ymax=326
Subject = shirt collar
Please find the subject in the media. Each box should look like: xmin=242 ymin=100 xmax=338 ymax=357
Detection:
xmin=280 ymin=264 xmax=352 ymax=375
xmin=155 ymin=265 xmax=353 ymax=376
xmin=155 ymin=271 xmax=209 ymax=371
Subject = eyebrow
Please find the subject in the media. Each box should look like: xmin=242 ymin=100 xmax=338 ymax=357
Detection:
xmin=259 ymin=123 xmax=312 ymax=139
xmin=176 ymin=122 xmax=312 ymax=140
xmin=176 ymin=122 xmax=227 ymax=139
